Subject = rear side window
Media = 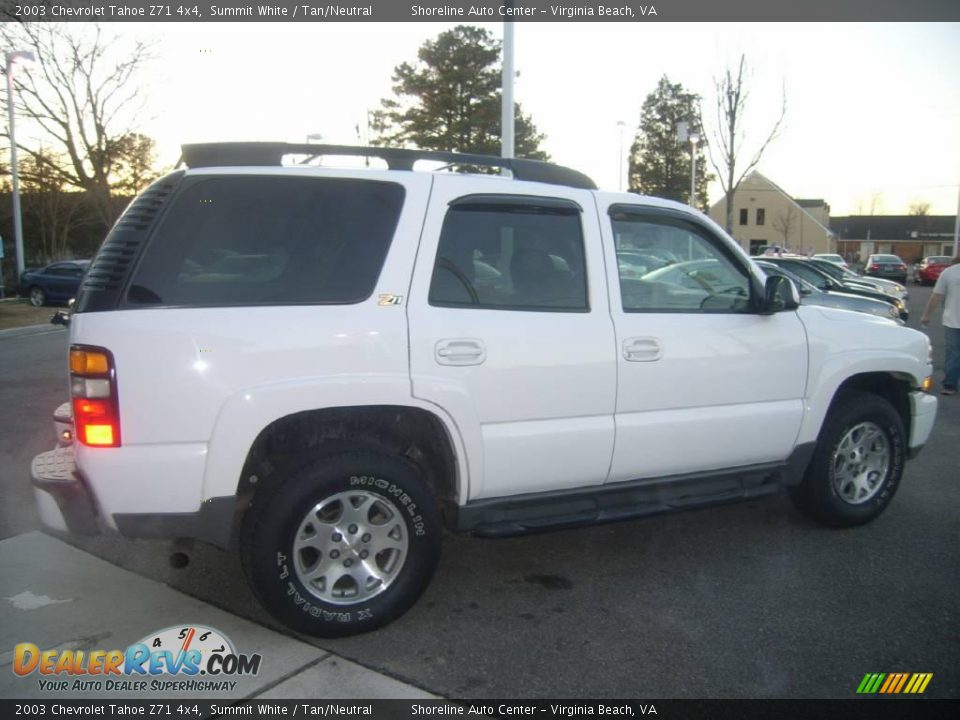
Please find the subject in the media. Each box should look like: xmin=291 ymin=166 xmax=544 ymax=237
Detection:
xmin=127 ymin=176 xmax=404 ymax=306
xmin=428 ymin=197 xmax=588 ymax=312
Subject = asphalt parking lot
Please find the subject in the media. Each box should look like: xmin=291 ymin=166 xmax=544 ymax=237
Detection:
xmin=1 ymin=285 xmax=957 ymax=699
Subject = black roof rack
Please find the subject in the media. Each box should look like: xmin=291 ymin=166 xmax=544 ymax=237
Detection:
xmin=179 ymin=142 xmax=597 ymax=190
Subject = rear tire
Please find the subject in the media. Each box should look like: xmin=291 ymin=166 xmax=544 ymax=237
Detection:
xmin=789 ymin=392 xmax=905 ymax=528
xmin=240 ymin=449 xmax=442 ymax=637
xmin=28 ymin=286 xmax=47 ymax=307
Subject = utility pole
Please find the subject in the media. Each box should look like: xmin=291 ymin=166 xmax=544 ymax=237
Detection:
xmin=501 ymin=13 xmax=515 ymax=167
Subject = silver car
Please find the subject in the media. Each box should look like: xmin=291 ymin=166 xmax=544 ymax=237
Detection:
xmin=756 ymin=261 xmax=902 ymax=323
xmin=809 ymin=258 xmax=909 ymax=301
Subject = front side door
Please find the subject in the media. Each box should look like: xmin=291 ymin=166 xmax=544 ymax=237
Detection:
xmin=408 ymin=181 xmax=617 ymax=501
xmin=600 ymin=202 xmax=807 ymax=483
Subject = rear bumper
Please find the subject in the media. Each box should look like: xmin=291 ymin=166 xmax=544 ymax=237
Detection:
xmin=31 ymin=401 xmax=235 ymax=547
xmin=31 ymin=444 xmax=236 ymax=547
xmin=907 ymin=390 xmax=938 ymax=459
xmin=31 ymin=446 xmax=101 ymax=536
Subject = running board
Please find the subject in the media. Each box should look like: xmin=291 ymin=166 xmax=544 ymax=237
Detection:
xmin=457 ymin=465 xmax=785 ymax=539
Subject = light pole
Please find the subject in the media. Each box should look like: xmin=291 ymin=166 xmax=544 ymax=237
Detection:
xmin=689 ymin=132 xmax=700 ymax=209
xmin=6 ymin=49 xmax=35 ymax=278
xmin=617 ymin=120 xmax=625 ymax=192
xmin=501 ymin=14 xmax=515 ymax=169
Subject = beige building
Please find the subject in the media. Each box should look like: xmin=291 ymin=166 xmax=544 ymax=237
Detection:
xmin=708 ymin=172 xmax=834 ymax=256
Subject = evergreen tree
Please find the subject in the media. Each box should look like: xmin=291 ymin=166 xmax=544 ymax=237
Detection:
xmin=371 ymin=26 xmax=548 ymax=161
xmin=627 ymin=76 xmax=711 ymax=210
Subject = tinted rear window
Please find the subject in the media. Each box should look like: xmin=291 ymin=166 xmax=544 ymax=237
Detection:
xmin=127 ymin=175 xmax=404 ymax=306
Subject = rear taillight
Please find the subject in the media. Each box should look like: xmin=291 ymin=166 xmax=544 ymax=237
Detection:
xmin=869 ymin=264 xmax=880 ymax=270
xmin=70 ymin=346 xmax=120 ymax=447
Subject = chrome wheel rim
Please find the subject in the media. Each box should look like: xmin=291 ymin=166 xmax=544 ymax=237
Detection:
xmin=29 ymin=288 xmax=44 ymax=306
xmin=292 ymin=490 xmax=408 ymax=606
xmin=831 ymin=421 xmax=889 ymax=505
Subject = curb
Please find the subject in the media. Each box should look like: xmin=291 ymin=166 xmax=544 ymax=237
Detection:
xmin=0 ymin=532 xmax=437 ymax=700
xmin=0 ymin=323 xmax=66 ymax=340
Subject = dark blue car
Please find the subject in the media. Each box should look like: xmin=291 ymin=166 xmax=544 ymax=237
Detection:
xmin=19 ymin=260 xmax=91 ymax=307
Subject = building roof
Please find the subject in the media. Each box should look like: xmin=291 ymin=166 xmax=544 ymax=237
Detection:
xmin=709 ymin=172 xmax=834 ymax=237
xmin=796 ymin=199 xmax=827 ymax=209
xmin=830 ymin=215 xmax=957 ymax=241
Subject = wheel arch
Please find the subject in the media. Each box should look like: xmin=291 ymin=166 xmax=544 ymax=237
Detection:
xmin=814 ymin=372 xmax=912 ymax=449
xmin=229 ymin=405 xmax=464 ymax=542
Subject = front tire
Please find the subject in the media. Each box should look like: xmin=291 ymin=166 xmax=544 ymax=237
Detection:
xmin=241 ymin=450 xmax=442 ymax=637
xmin=789 ymin=392 xmax=905 ymax=527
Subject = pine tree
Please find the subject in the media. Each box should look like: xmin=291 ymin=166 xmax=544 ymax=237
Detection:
xmin=371 ymin=26 xmax=548 ymax=160
xmin=627 ymin=76 xmax=711 ymax=210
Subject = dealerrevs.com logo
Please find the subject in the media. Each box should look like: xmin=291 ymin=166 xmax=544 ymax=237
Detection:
xmin=13 ymin=625 xmax=262 ymax=693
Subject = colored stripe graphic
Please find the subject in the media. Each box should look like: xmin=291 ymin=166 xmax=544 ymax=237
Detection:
xmin=857 ymin=672 xmax=932 ymax=694
xmin=906 ymin=673 xmax=933 ymax=694
xmin=857 ymin=673 xmax=885 ymax=694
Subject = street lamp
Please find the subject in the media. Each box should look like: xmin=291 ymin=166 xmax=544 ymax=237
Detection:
xmin=617 ymin=120 xmax=626 ymax=191
xmin=689 ymin=132 xmax=700 ymax=209
xmin=6 ymin=49 xmax=35 ymax=278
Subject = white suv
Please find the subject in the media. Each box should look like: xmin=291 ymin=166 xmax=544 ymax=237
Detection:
xmin=31 ymin=143 xmax=938 ymax=637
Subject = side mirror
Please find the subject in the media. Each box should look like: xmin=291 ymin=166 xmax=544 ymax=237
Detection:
xmin=50 ymin=311 xmax=70 ymax=327
xmin=761 ymin=275 xmax=800 ymax=314
xmin=51 ymin=298 xmax=74 ymax=327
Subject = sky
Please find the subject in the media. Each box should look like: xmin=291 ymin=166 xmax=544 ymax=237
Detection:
xmin=17 ymin=21 xmax=960 ymax=217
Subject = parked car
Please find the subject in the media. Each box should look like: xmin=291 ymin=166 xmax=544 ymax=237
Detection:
xmin=18 ymin=260 xmax=91 ymax=307
xmin=864 ymin=254 xmax=908 ymax=285
xmin=762 ymin=256 xmax=908 ymax=321
xmin=756 ymin=261 xmax=901 ymax=323
xmin=616 ymin=250 xmax=672 ymax=278
xmin=30 ymin=142 xmax=937 ymax=637
xmin=808 ymin=257 xmax=908 ymax=301
xmin=913 ymin=255 xmax=953 ymax=286
xmin=812 ymin=253 xmax=849 ymax=270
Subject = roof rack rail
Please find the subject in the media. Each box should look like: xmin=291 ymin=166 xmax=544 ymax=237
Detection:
xmin=179 ymin=142 xmax=597 ymax=190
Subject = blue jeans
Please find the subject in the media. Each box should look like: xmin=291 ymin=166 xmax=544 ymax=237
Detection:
xmin=945 ymin=326 xmax=960 ymax=389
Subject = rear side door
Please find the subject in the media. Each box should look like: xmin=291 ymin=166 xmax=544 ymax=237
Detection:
xmin=599 ymin=200 xmax=807 ymax=483
xmin=407 ymin=179 xmax=617 ymax=501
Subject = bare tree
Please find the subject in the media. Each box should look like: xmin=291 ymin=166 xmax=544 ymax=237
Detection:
xmin=0 ymin=23 xmax=157 ymax=228
xmin=856 ymin=191 xmax=884 ymax=216
xmin=20 ymin=148 xmax=94 ymax=263
xmin=773 ymin=205 xmax=799 ymax=248
xmin=909 ymin=201 xmax=931 ymax=217
xmin=707 ymin=55 xmax=786 ymax=233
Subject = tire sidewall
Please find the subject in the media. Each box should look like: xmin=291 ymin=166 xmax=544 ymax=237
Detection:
xmin=242 ymin=450 xmax=441 ymax=637
xmin=809 ymin=394 xmax=905 ymax=526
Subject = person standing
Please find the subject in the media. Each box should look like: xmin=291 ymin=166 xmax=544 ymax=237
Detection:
xmin=920 ymin=255 xmax=960 ymax=395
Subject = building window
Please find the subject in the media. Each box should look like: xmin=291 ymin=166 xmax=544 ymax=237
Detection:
xmin=756 ymin=209 xmax=765 ymax=226
xmin=739 ymin=209 xmax=748 ymax=225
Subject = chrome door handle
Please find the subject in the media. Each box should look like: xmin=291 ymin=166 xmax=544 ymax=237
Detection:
xmin=436 ymin=338 xmax=486 ymax=366
xmin=623 ymin=337 xmax=662 ymax=362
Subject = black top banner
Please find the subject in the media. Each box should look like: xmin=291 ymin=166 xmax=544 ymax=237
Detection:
xmin=1 ymin=0 xmax=958 ymax=22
